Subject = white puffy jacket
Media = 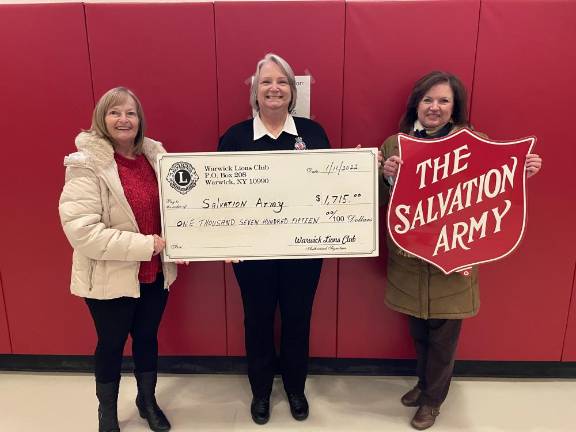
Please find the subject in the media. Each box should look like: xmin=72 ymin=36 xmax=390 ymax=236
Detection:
xmin=59 ymin=132 xmax=177 ymax=299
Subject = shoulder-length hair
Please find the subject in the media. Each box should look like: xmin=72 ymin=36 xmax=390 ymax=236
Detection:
xmin=89 ymin=87 xmax=146 ymax=154
xmin=399 ymin=71 xmax=469 ymax=133
xmin=250 ymin=53 xmax=298 ymax=113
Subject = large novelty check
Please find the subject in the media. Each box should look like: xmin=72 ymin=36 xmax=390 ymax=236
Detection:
xmin=157 ymin=149 xmax=379 ymax=261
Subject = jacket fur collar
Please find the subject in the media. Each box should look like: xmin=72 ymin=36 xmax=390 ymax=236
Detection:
xmin=64 ymin=131 xmax=164 ymax=171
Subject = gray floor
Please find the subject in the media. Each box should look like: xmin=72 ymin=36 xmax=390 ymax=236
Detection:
xmin=0 ymin=372 xmax=574 ymax=431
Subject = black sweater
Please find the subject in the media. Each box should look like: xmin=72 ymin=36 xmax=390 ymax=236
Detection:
xmin=218 ymin=116 xmax=331 ymax=152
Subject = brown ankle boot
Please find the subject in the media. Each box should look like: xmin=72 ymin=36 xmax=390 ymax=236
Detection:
xmin=411 ymin=405 xmax=440 ymax=430
xmin=401 ymin=386 xmax=422 ymax=407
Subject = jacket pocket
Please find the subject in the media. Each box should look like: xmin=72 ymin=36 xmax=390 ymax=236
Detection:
xmin=429 ymin=270 xmax=475 ymax=315
xmin=91 ymin=260 xmax=108 ymax=294
xmin=71 ymin=251 xmax=95 ymax=294
xmin=100 ymin=185 xmax=112 ymax=228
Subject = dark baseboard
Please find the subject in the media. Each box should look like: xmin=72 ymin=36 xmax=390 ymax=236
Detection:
xmin=1 ymin=355 xmax=575 ymax=378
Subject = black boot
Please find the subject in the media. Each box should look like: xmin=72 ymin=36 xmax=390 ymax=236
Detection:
xmin=135 ymin=371 xmax=171 ymax=432
xmin=287 ymin=393 xmax=309 ymax=421
xmin=250 ymin=396 xmax=270 ymax=425
xmin=96 ymin=380 xmax=120 ymax=432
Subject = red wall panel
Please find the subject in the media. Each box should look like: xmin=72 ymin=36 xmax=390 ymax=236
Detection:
xmin=85 ymin=3 xmax=225 ymax=355
xmin=563 ymin=265 xmax=576 ymax=360
xmin=465 ymin=0 xmax=576 ymax=360
xmin=0 ymin=275 xmax=12 ymax=354
xmin=85 ymin=3 xmax=219 ymax=152
xmin=339 ymin=0 xmax=480 ymax=358
xmin=215 ymin=0 xmax=345 ymax=148
xmin=0 ymin=4 xmax=95 ymax=354
xmin=159 ymin=263 xmax=226 ymax=355
xmin=215 ymin=0 xmax=345 ymax=357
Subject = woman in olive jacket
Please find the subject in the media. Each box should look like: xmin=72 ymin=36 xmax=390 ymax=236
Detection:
xmin=59 ymin=87 xmax=177 ymax=432
xmin=380 ymin=71 xmax=542 ymax=430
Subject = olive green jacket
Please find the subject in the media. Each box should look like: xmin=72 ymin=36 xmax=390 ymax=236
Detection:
xmin=380 ymin=132 xmax=480 ymax=319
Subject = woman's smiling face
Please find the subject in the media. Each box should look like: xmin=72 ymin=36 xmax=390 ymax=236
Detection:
xmin=417 ymin=82 xmax=454 ymax=130
xmin=104 ymin=96 xmax=139 ymax=146
xmin=256 ymin=61 xmax=292 ymax=114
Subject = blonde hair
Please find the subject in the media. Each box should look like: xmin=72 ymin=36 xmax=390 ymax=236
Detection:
xmin=250 ymin=53 xmax=297 ymax=113
xmin=90 ymin=87 xmax=146 ymax=154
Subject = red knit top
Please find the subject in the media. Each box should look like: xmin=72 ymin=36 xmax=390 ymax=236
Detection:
xmin=114 ymin=152 xmax=162 ymax=283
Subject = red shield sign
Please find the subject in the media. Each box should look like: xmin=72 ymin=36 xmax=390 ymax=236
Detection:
xmin=387 ymin=128 xmax=535 ymax=274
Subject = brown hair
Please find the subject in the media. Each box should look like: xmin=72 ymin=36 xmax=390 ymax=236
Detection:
xmin=399 ymin=71 xmax=469 ymax=133
xmin=89 ymin=87 xmax=146 ymax=154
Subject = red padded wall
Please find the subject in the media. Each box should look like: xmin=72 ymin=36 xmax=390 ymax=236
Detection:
xmin=215 ymin=0 xmax=345 ymax=147
xmin=0 ymin=4 xmax=95 ymax=354
xmin=215 ymin=0 xmax=345 ymax=356
xmin=339 ymin=0 xmax=480 ymax=358
xmin=464 ymin=0 xmax=576 ymax=360
xmin=0 ymin=0 xmax=574 ymax=363
xmin=0 ymin=276 xmax=11 ymax=354
xmin=85 ymin=3 xmax=225 ymax=355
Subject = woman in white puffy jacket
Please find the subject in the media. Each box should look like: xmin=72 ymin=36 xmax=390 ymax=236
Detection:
xmin=59 ymin=87 xmax=177 ymax=432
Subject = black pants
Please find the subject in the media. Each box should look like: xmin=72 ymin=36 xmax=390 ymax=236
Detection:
xmin=85 ymin=273 xmax=169 ymax=384
xmin=409 ymin=316 xmax=462 ymax=407
xmin=233 ymin=259 xmax=322 ymax=398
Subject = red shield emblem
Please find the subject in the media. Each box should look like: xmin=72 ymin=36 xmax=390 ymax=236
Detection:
xmin=387 ymin=128 xmax=535 ymax=274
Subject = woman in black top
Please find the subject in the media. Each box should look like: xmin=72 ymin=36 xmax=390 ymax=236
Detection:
xmin=218 ymin=53 xmax=330 ymax=425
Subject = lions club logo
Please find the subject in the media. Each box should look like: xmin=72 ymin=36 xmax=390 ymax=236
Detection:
xmin=166 ymin=161 xmax=199 ymax=195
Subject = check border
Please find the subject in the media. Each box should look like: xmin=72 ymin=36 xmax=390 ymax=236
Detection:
xmin=157 ymin=148 xmax=379 ymax=261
